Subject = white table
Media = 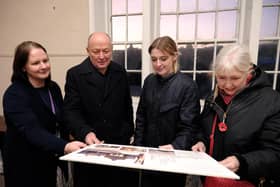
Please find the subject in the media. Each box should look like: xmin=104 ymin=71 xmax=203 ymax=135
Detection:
xmin=60 ymin=143 xmax=239 ymax=181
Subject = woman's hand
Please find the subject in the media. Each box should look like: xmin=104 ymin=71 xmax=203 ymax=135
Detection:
xmin=191 ymin=141 xmax=206 ymax=152
xmin=219 ymin=156 xmax=240 ymax=172
xmin=159 ymin=144 xmax=174 ymax=150
xmin=64 ymin=141 xmax=87 ymax=154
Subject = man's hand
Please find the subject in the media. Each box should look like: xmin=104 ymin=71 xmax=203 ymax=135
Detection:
xmin=85 ymin=132 xmax=103 ymax=145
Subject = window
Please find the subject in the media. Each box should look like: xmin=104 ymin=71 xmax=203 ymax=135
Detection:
xmin=258 ymin=0 xmax=280 ymax=92
xmin=105 ymin=0 xmax=278 ymax=98
xmin=159 ymin=0 xmax=240 ymax=98
xmin=110 ymin=0 xmax=143 ymax=96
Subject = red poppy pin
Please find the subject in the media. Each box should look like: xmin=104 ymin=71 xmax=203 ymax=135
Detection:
xmin=218 ymin=122 xmax=228 ymax=132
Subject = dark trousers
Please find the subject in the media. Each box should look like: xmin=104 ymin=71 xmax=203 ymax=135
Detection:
xmin=73 ymin=162 xmax=139 ymax=187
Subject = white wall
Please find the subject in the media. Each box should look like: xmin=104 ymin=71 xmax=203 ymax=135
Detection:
xmin=0 ymin=0 xmax=90 ymax=115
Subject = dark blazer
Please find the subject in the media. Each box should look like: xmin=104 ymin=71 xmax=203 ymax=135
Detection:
xmin=134 ymin=72 xmax=201 ymax=150
xmin=63 ymin=57 xmax=134 ymax=144
xmin=2 ymin=80 xmax=67 ymax=187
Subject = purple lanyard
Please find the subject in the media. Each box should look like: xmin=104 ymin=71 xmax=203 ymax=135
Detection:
xmin=48 ymin=89 xmax=60 ymax=137
xmin=48 ymin=89 xmax=56 ymax=114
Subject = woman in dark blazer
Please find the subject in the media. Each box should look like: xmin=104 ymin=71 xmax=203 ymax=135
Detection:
xmin=134 ymin=36 xmax=201 ymax=187
xmin=2 ymin=41 xmax=86 ymax=187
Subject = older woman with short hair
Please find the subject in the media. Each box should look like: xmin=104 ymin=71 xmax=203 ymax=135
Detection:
xmin=192 ymin=44 xmax=280 ymax=187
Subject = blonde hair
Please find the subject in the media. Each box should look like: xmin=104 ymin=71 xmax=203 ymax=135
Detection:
xmin=214 ymin=44 xmax=252 ymax=74
xmin=149 ymin=36 xmax=180 ymax=72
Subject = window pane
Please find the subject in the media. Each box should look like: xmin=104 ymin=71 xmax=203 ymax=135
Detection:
xmin=218 ymin=0 xmax=238 ymax=9
xmin=266 ymin=73 xmax=274 ymax=87
xmin=217 ymin=11 xmax=237 ymax=39
xmin=215 ymin=42 xmax=235 ymax=57
xmin=197 ymin=43 xmax=214 ymax=71
xmin=179 ymin=14 xmax=195 ymax=40
xmin=128 ymin=16 xmax=142 ymax=41
xmin=178 ymin=44 xmax=194 ymax=70
xmin=198 ymin=0 xmax=216 ymax=11
xmin=128 ymin=72 xmax=141 ymax=96
xmin=112 ymin=16 xmax=126 ymax=42
xmin=128 ymin=0 xmax=142 ymax=13
xmin=260 ymin=7 xmax=278 ymax=37
xmin=263 ymin=0 xmax=280 ymax=5
xmin=179 ymin=0 xmax=196 ymax=12
xmin=276 ymin=74 xmax=280 ymax=92
xmin=112 ymin=44 xmax=125 ymax=67
xmin=160 ymin=15 xmax=176 ymax=39
xmin=196 ymin=73 xmax=212 ymax=99
xmin=279 ymin=50 xmax=280 ymax=70
xmin=127 ymin=44 xmax=142 ymax=70
xmin=186 ymin=73 xmax=193 ymax=79
xmin=258 ymin=41 xmax=277 ymax=71
xmin=112 ymin=0 xmax=126 ymax=15
xmin=161 ymin=0 xmax=177 ymax=12
xmin=197 ymin=13 xmax=215 ymax=39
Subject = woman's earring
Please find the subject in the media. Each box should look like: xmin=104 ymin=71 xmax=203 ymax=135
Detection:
xmin=246 ymin=73 xmax=253 ymax=84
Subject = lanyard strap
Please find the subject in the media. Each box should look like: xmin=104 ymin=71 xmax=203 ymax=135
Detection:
xmin=48 ymin=89 xmax=56 ymax=114
xmin=209 ymin=114 xmax=218 ymax=156
xmin=48 ymin=89 xmax=60 ymax=137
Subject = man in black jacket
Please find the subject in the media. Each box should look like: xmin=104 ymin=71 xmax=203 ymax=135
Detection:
xmin=63 ymin=32 xmax=137 ymax=187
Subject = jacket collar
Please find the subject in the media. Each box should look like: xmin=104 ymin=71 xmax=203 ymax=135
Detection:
xmin=78 ymin=57 xmax=125 ymax=99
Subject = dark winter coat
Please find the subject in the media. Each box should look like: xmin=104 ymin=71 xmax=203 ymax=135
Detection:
xmin=196 ymin=66 xmax=280 ymax=186
xmin=134 ymin=72 xmax=201 ymax=150
xmin=63 ymin=57 xmax=134 ymax=144
xmin=2 ymin=80 xmax=66 ymax=187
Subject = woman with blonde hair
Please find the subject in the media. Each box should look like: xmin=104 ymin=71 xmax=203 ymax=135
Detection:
xmin=134 ymin=36 xmax=201 ymax=187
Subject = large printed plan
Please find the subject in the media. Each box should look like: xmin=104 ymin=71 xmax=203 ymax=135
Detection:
xmin=60 ymin=144 xmax=239 ymax=179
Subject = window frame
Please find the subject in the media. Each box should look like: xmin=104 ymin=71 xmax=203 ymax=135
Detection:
xmin=90 ymin=0 xmax=276 ymax=97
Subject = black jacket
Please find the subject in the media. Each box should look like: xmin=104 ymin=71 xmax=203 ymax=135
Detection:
xmin=134 ymin=72 xmax=200 ymax=150
xmin=196 ymin=66 xmax=280 ymax=185
xmin=2 ymin=80 xmax=66 ymax=187
xmin=63 ymin=57 xmax=134 ymax=144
